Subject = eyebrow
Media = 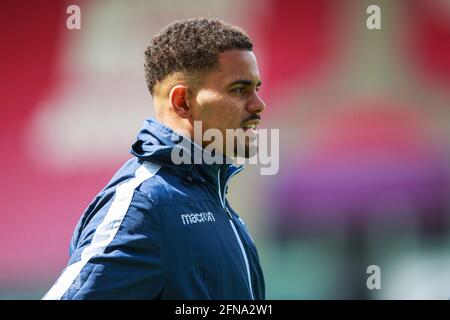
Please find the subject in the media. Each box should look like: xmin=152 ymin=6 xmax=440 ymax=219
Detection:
xmin=226 ymin=79 xmax=262 ymax=88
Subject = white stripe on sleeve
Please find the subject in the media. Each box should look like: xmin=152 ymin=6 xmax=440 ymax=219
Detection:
xmin=42 ymin=161 xmax=161 ymax=300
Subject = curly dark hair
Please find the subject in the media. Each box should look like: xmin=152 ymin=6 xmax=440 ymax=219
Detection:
xmin=144 ymin=18 xmax=253 ymax=95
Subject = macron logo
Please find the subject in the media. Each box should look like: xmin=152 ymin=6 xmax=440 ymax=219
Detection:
xmin=181 ymin=211 xmax=216 ymax=225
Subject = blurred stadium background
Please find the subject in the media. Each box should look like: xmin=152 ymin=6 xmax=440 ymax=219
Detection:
xmin=2 ymin=0 xmax=450 ymax=299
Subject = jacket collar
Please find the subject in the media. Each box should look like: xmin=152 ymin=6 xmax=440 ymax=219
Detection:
xmin=130 ymin=118 xmax=243 ymax=188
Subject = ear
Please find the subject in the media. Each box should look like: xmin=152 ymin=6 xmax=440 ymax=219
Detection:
xmin=169 ymin=85 xmax=192 ymax=119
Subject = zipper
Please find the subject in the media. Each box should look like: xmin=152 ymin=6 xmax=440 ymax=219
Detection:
xmin=217 ymin=167 xmax=254 ymax=300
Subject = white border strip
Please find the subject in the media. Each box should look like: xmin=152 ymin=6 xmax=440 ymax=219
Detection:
xmin=43 ymin=162 xmax=161 ymax=300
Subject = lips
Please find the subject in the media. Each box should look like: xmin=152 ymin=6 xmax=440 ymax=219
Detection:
xmin=241 ymin=118 xmax=260 ymax=131
xmin=242 ymin=123 xmax=257 ymax=130
xmin=241 ymin=119 xmax=260 ymax=136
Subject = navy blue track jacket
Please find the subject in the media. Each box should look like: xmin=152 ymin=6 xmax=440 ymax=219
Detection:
xmin=43 ymin=119 xmax=265 ymax=300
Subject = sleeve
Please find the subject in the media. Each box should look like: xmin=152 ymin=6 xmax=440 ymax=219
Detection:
xmin=43 ymin=189 xmax=164 ymax=300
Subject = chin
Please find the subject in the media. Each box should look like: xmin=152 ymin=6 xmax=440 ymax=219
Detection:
xmin=235 ymin=142 xmax=258 ymax=158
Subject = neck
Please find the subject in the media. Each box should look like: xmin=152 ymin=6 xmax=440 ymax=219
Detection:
xmin=154 ymin=100 xmax=194 ymax=141
xmin=153 ymin=103 xmax=229 ymax=160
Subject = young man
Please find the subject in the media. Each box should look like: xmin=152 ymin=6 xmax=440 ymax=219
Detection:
xmin=43 ymin=18 xmax=266 ymax=300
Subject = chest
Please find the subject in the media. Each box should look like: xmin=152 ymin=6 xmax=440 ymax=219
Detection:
xmin=158 ymin=198 xmax=255 ymax=298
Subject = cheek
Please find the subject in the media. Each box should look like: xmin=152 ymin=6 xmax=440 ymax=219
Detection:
xmin=195 ymin=90 xmax=243 ymax=130
xmin=195 ymin=89 xmax=222 ymax=109
xmin=195 ymin=90 xmax=221 ymax=120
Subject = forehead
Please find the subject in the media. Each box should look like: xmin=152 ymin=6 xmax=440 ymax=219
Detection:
xmin=205 ymin=50 xmax=261 ymax=85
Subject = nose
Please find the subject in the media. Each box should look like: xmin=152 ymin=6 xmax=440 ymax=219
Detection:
xmin=247 ymin=91 xmax=266 ymax=114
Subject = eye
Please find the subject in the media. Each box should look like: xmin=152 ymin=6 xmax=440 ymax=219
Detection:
xmin=232 ymin=87 xmax=246 ymax=94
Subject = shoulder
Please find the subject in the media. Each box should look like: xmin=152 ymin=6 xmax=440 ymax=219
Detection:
xmin=105 ymin=159 xmax=207 ymax=209
xmin=134 ymin=162 xmax=196 ymax=206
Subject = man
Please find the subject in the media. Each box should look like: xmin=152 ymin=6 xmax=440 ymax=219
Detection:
xmin=43 ymin=18 xmax=266 ymax=300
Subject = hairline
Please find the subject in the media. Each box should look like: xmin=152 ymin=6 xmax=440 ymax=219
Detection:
xmin=151 ymin=48 xmax=253 ymax=97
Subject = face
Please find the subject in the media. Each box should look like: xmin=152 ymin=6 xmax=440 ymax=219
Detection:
xmin=191 ymin=50 xmax=266 ymax=158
